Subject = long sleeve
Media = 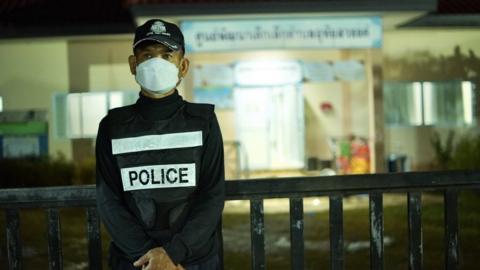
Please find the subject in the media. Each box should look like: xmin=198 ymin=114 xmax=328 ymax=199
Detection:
xmin=163 ymin=114 xmax=226 ymax=264
xmin=95 ymin=117 xmax=156 ymax=262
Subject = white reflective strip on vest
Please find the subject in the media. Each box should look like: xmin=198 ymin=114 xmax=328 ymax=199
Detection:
xmin=121 ymin=163 xmax=196 ymax=191
xmin=111 ymin=131 xmax=202 ymax=155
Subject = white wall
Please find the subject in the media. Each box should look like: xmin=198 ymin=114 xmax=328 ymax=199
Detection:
xmin=3 ymin=28 xmax=479 ymax=168
xmin=384 ymin=29 xmax=480 ymax=56
xmin=0 ymin=37 xmax=145 ymax=161
xmin=67 ymin=39 xmax=137 ymax=92
xmin=0 ymin=39 xmax=72 ymax=159
xmin=383 ymin=29 xmax=480 ymax=170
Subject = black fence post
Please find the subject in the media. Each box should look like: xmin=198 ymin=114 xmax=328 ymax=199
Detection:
xmin=369 ymin=193 xmax=384 ymax=270
xmin=6 ymin=208 xmax=22 ymax=270
xmin=86 ymin=207 xmax=102 ymax=270
xmin=290 ymin=197 xmax=304 ymax=270
xmin=46 ymin=208 xmax=63 ymax=270
xmin=444 ymin=190 xmax=459 ymax=270
xmin=408 ymin=192 xmax=423 ymax=270
xmin=330 ymin=195 xmax=344 ymax=270
xmin=250 ymin=199 xmax=265 ymax=270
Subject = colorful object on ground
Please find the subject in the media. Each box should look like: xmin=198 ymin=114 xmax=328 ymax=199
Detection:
xmin=336 ymin=136 xmax=370 ymax=174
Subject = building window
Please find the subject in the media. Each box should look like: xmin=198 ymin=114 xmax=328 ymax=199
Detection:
xmin=384 ymin=81 xmax=476 ymax=127
xmin=53 ymin=91 xmax=137 ymax=138
xmin=384 ymin=82 xmax=422 ymax=126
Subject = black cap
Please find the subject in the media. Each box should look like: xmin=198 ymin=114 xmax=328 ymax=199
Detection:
xmin=133 ymin=19 xmax=184 ymax=51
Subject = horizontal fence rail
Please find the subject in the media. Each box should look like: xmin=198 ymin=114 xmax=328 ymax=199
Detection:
xmin=1 ymin=170 xmax=480 ymax=270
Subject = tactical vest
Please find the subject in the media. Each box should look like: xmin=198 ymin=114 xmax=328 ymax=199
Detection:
xmin=106 ymin=101 xmax=214 ymax=242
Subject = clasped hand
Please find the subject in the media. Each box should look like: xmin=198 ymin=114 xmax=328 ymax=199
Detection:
xmin=133 ymin=247 xmax=185 ymax=270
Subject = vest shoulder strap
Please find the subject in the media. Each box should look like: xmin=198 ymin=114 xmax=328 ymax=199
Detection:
xmin=184 ymin=102 xmax=215 ymax=120
xmin=106 ymin=104 xmax=136 ymax=124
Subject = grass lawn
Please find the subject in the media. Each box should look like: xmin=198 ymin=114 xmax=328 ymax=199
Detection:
xmin=0 ymin=191 xmax=479 ymax=269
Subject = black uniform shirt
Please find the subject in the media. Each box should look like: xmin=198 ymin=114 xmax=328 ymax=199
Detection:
xmin=95 ymin=90 xmax=225 ymax=265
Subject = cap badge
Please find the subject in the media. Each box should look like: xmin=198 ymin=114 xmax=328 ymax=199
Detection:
xmin=150 ymin=21 xmax=167 ymax=34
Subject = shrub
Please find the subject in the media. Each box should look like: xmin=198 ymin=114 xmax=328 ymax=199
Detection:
xmin=0 ymin=155 xmax=75 ymax=188
xmin=449 ymin=133 xmax=480 ymax=170
xmin=431 ymin=130 xmax=480 ymax=170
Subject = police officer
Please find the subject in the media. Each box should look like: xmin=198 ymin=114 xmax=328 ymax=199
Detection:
xmin=96 ymin=19 xmax=225 ymax=270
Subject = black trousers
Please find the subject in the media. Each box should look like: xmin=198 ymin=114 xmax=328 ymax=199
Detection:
xmin=111 ymin=254 xmax=220 ymax=270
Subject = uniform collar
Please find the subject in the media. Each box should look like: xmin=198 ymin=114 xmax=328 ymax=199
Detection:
xmin=135 ymin=90 xmax=184 ymax=121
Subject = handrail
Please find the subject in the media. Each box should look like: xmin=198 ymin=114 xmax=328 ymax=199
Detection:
xmin=1 ymin=171 xmax=479 ymax=206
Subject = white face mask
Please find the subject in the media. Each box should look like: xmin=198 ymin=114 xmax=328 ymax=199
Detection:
xmin=135 ymin=58 xmax=180 ymax=94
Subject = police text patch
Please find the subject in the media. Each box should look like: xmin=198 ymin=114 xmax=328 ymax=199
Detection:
xmin=111 ymin=131 xmax=203 ymax=155
xmin=120 ymin=163 xmax=196 ymax=191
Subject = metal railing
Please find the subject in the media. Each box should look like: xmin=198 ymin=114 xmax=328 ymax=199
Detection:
xmin=1 ymin=170 xmax=479 ymax=270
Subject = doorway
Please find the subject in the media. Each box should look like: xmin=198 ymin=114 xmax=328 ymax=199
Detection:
xmin=234 ymin=85 xmax=304 ymax=171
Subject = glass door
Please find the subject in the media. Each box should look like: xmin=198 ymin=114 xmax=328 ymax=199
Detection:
xmin=234 ymin=85 xmax=304 ymax=170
